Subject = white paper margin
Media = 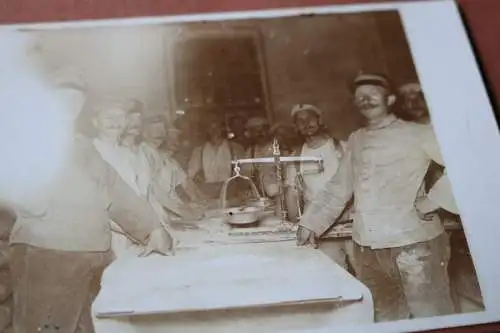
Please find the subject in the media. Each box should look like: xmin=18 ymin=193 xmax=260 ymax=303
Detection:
xmin=2 ymin=0 xmax=500 ymax=332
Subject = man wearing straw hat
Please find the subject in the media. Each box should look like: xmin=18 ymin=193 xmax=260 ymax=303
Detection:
xmin=8 ymin=67 xmax=173 ymax=333
xmin=296 ymin=72 xmax=457 ymax=321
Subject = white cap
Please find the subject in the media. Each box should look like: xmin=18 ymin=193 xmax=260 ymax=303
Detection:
xmin=291 ymin=104 xmax=322 ymax=119
xmin=94 ymin=98 xmax=130 ymax=117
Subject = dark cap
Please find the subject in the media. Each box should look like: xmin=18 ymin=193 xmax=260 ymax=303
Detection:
xmin=351 ymin=72 xmax=393 ymax=93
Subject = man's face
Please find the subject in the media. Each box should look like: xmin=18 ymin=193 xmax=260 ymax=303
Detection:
xmin=401 ymin=90 xmax=428 ymax=120
xmin=125 ymin=112 xmax=142 ymax=138
xmin=166 ymin=130 xmax=181 ymax=153
xmin=229 ymin=117 xmax=246 ymax=135
xmin=294 ymin=110 xmax=320 ymax=137
xmin=95 ymin=108 xmax=128 ymax=140
xmin=354 ymin=85 xmax=392 ymax=120
xmin=144 ymin=122 xmax=166 ymax=148
xmin=127 ymin=99 xmax=143 ymax=114
xmin=274 ymin=126 xmax=297 ymax=151
xmin=207 ymin=122 xmax=223 ymax=141
xmin=247 ymin=124 xmax=269 ymax=145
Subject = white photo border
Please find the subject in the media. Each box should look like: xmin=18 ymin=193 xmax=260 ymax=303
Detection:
xmin=3 ymin=0 xmax=500 ymax=332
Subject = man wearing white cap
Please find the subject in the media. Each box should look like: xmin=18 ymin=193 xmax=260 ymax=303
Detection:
xmin=8 ymin=68 xmax=173 ymax=333
xmin=285 ymin=104 xmax=353 ymax=269
xmin=296 ymin=72 xmax=458 ymax=321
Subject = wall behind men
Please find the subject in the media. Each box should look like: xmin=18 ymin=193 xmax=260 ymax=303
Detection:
xmin=257 ymin=11 xmax=417 ymax=140
xmin=33 ymin=25 xmax=170 ymax=136
xmin=33 ymin=10 xmax=417 ymax=139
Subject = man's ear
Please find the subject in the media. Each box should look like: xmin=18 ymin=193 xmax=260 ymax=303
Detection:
xmin=387 ymin=94 xmax=396 ymax=106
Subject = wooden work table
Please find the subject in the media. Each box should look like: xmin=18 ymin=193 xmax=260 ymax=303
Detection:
xmin=92 ymin=242 xmax=374 ymax=333
xmin=92 ymin=211 xmax=380 ymax=333
xmin=167 ymin=209 xmax=462 ymax=249
xmin=93 ymin=211 xmax=461 ymax=333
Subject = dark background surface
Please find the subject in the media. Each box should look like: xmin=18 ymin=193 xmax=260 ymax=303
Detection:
xmin=0 ymin=0 xmax=498 ymax=331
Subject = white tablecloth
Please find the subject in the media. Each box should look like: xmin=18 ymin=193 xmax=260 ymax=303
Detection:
xmin=92 ymin=243 xmax=374 ymax=333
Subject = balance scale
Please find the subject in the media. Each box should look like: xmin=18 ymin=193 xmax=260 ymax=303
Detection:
xmin=223 ymin=137 xmax=324 ymax=225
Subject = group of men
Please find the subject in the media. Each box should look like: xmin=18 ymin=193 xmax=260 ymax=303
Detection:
xmin=165 ymin=72 xmax=464 ymax=324
xmin=1 ymin=63 xmax=466 ymax=333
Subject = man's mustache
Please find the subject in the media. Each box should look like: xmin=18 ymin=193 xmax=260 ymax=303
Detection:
xmin=359 ymin=102 xmax=378 ymax=110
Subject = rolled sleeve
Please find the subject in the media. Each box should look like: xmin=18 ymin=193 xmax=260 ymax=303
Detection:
xmin=299 ymin=138 xmax=355 ymax=236
xmin=105 ymin=168 xmax=160 ymax=244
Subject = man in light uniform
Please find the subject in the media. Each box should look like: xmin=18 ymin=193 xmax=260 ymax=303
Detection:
xmin=8 ymin=68 xmax=173 ymax=333
xmin=297 ymin=73 xmax=456 ymax=321
xmin=93 ymin=102 xmax=202 ymax=222
xmin=188 ymin=117 xmax=245 ymax=199
xmin=285 ymin=104 xmax=353 ymax=269
xmin=141 ymin=115 xmax=207 ymax=211
xmin=142 ymin=114 xmax=168 ymax=150
xmin=92 ymin=100 xmax=152 ymax=256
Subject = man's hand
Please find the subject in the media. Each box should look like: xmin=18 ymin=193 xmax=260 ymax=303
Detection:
xmin=296 ymin=226 xmax=318 ymax=248
xmin=139 ymin=227 xmax=175 ymax=257
xmin=415 ymin=196 xmax=439 ymax=221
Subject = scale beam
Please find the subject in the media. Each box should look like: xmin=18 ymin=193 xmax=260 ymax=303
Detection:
xmin=228 ymin=138 xmax=325 ymax=226
xmin=232 ymin=156 xmax=323 ymax=165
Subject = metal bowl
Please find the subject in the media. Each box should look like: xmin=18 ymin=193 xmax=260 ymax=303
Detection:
xmin=224 ymin=206 xmax=263 ymax=227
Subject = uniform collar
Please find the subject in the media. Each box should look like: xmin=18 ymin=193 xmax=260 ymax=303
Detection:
xmin=367 ymin=114 xmax=398 ymax=130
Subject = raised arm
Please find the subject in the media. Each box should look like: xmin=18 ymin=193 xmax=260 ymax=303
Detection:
xmin=298 ymin=139 xmax=355 ymax=236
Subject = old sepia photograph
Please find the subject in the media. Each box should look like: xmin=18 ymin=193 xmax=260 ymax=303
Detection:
xmin=0 ymin=0 xmax=499 ymax=332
